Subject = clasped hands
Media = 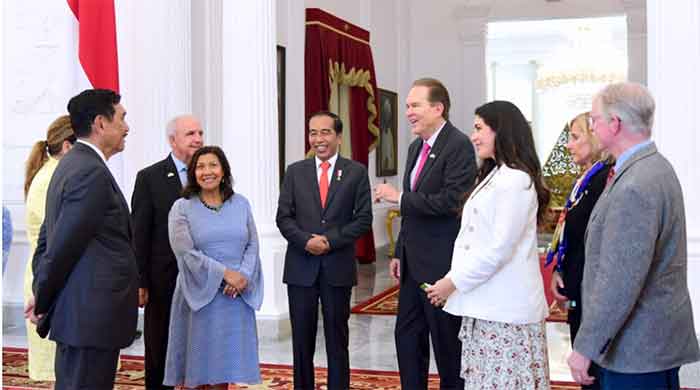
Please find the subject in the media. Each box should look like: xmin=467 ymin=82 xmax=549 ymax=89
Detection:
xmin=223 ymin=269 xmax=248 ymax=298
xmin=305 ymin=234 xmax=330 ymax=256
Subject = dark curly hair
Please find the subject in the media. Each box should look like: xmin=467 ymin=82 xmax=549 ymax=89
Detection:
xmin=182 ymin=146 xmax=234 ymax=202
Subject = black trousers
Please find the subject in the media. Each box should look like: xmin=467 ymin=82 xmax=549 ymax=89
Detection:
xmin=144 ymin=291 xmax=175 ymax=390
xmin=288 ymin=271 xmax=352 ymax=390
xmin=395 ymin=264 xmax=464 ymax=390
xmin=569 ymin=304 xmax=600 ymax=390
xmin=55 ymin=342 xmax=120 ymax=390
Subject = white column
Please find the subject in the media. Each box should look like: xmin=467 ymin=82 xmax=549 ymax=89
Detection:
xmin=282 ymin=0 xmax=306 ymax=168
xmin=191 ymin=0 xmax=223 ymax=146
xmin=115 ymin=0 xmax=192 ymax=202
xmin=220 ymin=0 xmax=289 ymax=322
xmin=623 ymin=0 xmax=647 ymax=85
xmin=647 ymin=0 xmax=700 ymax=332
xmin=459 ymin=9 xmax=490 ymax=130
xmin=396 ymin=1 xmax=412 ymax=184
xmin=2 ymin=1 xmax=79 ymax=307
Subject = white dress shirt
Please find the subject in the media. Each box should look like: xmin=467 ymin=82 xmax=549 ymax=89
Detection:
xmin=315 ymin=153 xmax=338 ymax=186
xmin=408 ymin=120 xmax=445 ymax=187
xmin=171 ymin=153 xmax=188 ymax=186
xmin=442 ymin=164 xmax=548 ymax=324
xmin=398 ymin=120 xmax=446 ymax=206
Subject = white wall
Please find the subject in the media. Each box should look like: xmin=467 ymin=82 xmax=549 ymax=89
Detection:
xmin=2 ymin=1 xmax=82 ymax=305
xmin=0 ymin=0 xmax=663 ymax=308
xmin=647 ymin=0 xmax=700 ymax=332
xmin=277 ymin=0 xmax=306 ymax=171
xmin=2 ymin=0 xmax=192 ymax=306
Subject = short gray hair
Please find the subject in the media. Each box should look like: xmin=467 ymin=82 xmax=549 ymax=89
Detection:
xmin=595 ymin=82 xmax=655 ymax=134
xmin=165 ymin=114 xmax=197 ymax=138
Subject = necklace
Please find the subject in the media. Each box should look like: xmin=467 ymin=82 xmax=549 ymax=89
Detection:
xmin=200 ymin=197 xmax=223 ymax=212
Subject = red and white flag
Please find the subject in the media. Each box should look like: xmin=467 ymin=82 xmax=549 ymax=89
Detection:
xmin=67 ymin=0 xmax=120 ymax=92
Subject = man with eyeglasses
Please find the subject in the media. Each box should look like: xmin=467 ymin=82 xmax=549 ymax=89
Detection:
xmin=567 ymin=82 xmax=700 ymax=389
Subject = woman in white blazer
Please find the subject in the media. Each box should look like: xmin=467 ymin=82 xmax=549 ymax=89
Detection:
xmin=427 ymin=100 xmax=551 ymax=390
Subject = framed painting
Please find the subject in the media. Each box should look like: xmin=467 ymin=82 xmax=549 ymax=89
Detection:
xmin=376 ymin=88 xmax=398 ymax=176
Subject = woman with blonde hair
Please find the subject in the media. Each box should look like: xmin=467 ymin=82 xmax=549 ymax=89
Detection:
xmin=23 ymin=115 xmax=75 ymax=385
xmin=545 ymin=111 xmax=613 ymax=389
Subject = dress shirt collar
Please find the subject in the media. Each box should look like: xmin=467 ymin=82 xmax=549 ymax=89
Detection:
xmin=614 ymin=139 xmax=652 ymax=173
xmin=315 ymin=152 xmax=339 ymax=170
xmin=423 ymin=120 xmax=446 ymax=148
xmin=170 ymin=153 xmax=189 ymax=186
xmin=77 ymin=139 xmax=107 ymax=163
xmin=171 ymin=153 xmax=188 ymax=172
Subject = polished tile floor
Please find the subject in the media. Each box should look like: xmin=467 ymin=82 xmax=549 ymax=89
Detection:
xmin=4 ymin=250 xmax=700 ymax=387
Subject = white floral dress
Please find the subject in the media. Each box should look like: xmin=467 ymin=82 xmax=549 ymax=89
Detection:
xmin=459 ymin=317 xmax=550 ymax=389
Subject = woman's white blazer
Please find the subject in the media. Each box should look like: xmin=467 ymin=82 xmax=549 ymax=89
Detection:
xmin=443 ymin=164 xmax=548 ymax=324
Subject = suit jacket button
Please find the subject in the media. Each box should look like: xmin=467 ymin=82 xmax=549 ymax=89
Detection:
xmin=321 ymin=219 xmax=326 ymax=224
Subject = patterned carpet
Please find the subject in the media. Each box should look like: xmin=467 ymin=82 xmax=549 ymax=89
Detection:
xmin=351 ymin=285 xmax=568 ymax=323
xmin=3 ymin=347 xmax=581 ymax=389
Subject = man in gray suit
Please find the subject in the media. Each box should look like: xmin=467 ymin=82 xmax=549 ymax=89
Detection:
xmin=567 ymin=82 xmax=700 ymax=389
xmin=27 ymin=89 xmax=138 ymax=390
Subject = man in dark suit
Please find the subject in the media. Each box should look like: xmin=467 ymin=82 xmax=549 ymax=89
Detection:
xmin=276 ymin=111 xmax=372 ymax=390
xmin=568 ymin=82 xmax=699 ymax=389
xmin=26 ymin=89 xmax=138 ymax=390
xmin=374 ymin=78 xmax=476 ymax=389
xmin=131 ymin=114 xmax=203 ymax=390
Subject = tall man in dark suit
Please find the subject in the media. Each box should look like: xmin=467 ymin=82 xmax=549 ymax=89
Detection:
xmin=276 ymin=111 xmax=372 ymax=390
xmin=375 ymin=78 xmax=476 ymax=389
xmin=131 ymin=114 xmax=203 ymax=390
xmin=568 ymin=82 xmax=699 ymax=389
xmin=26 ymin=89 xmax=138 ymax=390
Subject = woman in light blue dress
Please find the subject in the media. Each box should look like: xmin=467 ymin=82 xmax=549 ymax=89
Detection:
xmin=164 ymin=146 xmax=263 ymax=389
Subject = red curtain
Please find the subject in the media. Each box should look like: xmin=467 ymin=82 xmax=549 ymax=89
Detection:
xmin=305 ymin=8 xmax=377 ymax=263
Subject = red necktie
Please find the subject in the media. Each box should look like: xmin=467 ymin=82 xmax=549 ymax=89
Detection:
xmin=319 ymin=161 xmax=330 ymax=208
xmin=412 ymin=143 xmax=431 ymax=191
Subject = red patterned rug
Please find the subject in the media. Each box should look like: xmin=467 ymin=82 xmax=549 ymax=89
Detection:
xmin=3 ymin=347 xmax=581 ymax=389
xmin=351 ymin=285 xmax=567 ymax=323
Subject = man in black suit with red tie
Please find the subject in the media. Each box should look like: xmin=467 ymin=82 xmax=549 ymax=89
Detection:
xmin=276 ymin=111 xmax=372 ymax=390
xmin=375 ymin=78 xmax=476 ymax=389
xmin=131 ymin=115 xmax=203 ymax=390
